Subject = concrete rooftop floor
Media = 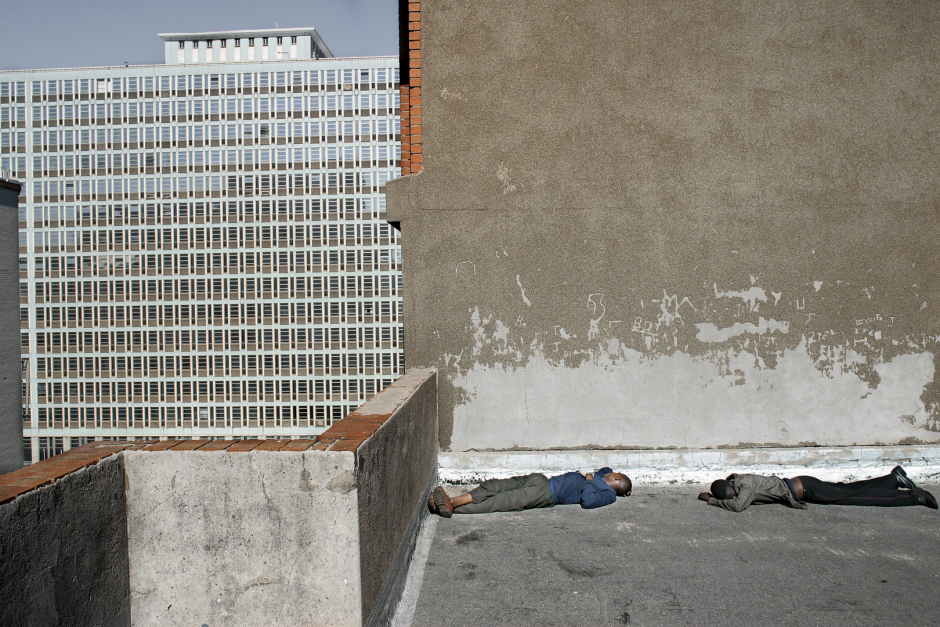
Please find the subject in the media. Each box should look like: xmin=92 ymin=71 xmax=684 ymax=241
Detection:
xmin=401 ymin=483 xmax=940 ymax=627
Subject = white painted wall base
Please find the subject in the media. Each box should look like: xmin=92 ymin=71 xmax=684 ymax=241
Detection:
xmin=439 ymin=446 xmax=940 ymax=486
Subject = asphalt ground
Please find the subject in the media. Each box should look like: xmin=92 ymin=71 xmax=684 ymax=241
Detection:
xmin=408 ymin=483 xmax=940 ymax=627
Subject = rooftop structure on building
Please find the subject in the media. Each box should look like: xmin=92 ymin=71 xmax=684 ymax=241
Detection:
xmin=158 ymin=28 xmax=333 ymax=64
xmin=0 ymin=28 xmax=404 ymax=463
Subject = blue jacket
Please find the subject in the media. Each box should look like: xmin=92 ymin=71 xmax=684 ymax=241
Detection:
xmin=549 ymin=467 xmax=618 ymax=509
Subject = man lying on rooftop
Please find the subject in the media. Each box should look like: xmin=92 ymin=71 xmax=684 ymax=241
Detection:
xmin=429 ymin=468 xmax=632 ymax=518
xmin=699 ymin=466 xmax=938 ymax=512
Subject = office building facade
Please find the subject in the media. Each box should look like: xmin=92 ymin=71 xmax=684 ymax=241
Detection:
xmin=0 ymin=29 xmax=403 ymax=461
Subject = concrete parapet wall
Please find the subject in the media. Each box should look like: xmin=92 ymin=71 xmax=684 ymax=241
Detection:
xmin=125 ymin=449 xmax=362 ymax=627
xmin=0 ymin=447 xmax=132 ymax=627
xmin=355 ymin=369 xmax=438 ymax=626
xmin=0 ymin=369 xmax=439 ymax=626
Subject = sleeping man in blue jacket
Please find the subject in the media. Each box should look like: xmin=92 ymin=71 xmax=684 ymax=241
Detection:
xmin=428 ymin=468 xmax=631 ymax=518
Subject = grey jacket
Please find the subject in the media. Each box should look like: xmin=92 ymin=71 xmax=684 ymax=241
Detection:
xmin=707 ymin=474 xmax=808 ymax=512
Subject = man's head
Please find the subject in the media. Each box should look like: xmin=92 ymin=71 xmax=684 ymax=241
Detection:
xmin=605 ymin=473 xmax=632 ymax=496
xmin=710 ymin=479 xmax=735 ymax=500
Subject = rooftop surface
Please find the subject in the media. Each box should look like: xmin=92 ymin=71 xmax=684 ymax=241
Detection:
xmin=405 ymin=483 xmax=940 ymax=627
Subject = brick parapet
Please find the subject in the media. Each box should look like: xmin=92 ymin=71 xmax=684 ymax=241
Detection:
xmin=400 ymin=1 xmax=422 ymax=176
xmin=0 ymin=441 xmax=149 ymax=505
xmin=0 ymin=370 xmax=437 ymax=504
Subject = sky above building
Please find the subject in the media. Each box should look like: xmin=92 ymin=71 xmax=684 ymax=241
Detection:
xmin=0 ymin=0 xmax=399 ymax=71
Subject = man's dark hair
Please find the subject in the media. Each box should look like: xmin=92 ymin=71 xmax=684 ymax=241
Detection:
xmin=608 ymin=474 xmax=632 ymax=496
xmin=710 ymin=479 xmax=735 ymax=500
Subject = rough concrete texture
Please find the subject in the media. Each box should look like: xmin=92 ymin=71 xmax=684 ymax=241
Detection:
xmin=410 ymin=482 xmax=940 ymax=627
xmin=386 ymin=1 xmax=940 ymax=451
xmin=439 ymin=445 xmax=940 ymax=485
xmin=0 ymin=181 xmax=23 ymax=474
xmin=0 ymin=453 xmax=130 ymax=627
xmin=356 ymin=369 xmax=438 ymax=626
xmin=125 ymin=450 xmax=362 ymax=627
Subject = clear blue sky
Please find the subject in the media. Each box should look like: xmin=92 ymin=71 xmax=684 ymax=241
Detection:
xmin=0 ymin=0 xmax=399 ymax=70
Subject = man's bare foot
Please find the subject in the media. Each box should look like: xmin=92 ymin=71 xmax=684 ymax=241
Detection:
xmin=431 ymin=486 xmax=454 ymax=517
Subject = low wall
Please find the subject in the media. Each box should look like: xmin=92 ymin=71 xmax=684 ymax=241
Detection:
xmin=0 ymin=369 xmax=438 ymax=627
xmin=439 ymin=445 xmax=940 ymax=486
xmin=0 ymin=442 xmax=140 ymax=627
xmin=125 ymin=448 xmax=363 ymax=626
xmin=124 ymin=368 xmax=437 ymax=627
xmin=353 ymin=370 xmax=438 ymax=626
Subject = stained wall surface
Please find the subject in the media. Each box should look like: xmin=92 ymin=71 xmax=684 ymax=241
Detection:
xmin=0 ymin=180 xmax=23 ymax=474
xmin=0 ymin=454 xmax=130 ymax=627
xmin=386 ymin=1 xmax=940 ymax=451
xmin=354 ymin=369 xmax=437 ymax=625
xmin=124 ymin=450 xmax=362 ymax=627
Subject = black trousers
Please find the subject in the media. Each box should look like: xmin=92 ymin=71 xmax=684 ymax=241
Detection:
xmin=797 ymin=474 xmax=919 ymax=507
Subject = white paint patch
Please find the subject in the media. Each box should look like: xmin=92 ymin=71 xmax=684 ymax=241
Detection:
xmin=696 ymin=317 xmax=790 ymax=343
xmin=814 ymin=281 xmax=823 ymax=292
xmin=516 ymin=275 xmax=532 ymax=307
xmin=450 ymin=334 xmax=935 ymax=451
xmin=438 ymin=448 xmax=940 ymax=487
xmin=714 ymin=284 xmax=767 ymax=311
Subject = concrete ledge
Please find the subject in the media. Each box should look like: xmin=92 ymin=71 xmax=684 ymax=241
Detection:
xmin=0 ymin=453 xmax=130 ymax=627
xmin=1 ymin=370 xmax=440 ymax=627
xmin=125 ymin=449 xmax=363 ymax=627
xmin=439 ymin=446 xmax=940 ymax=485
xmin=357 ymin=369 xmax=438 ymax=626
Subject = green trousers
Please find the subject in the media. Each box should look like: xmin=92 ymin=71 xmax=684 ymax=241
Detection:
xmin=454 ymin=473 xmax=555 ymax=514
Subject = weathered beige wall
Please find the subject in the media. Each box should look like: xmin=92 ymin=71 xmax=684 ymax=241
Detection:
xmin=125 ymin=451 xmax=362 ymax=627
xmin=387 ymin=0 xmax=940 ymax=451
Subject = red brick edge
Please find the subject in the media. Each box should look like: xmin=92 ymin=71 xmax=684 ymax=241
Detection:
xmin=0 ymin=441 xmax=153 ymax=505
xmin=400 ymin=1 xmax=422 ymax=176
xmin=1 ymin=371 xmax=434 ymax=505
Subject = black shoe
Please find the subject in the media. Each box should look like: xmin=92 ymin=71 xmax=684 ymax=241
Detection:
xmin=913 ymin=487 xmax=938 ymax=510
xmin=891 ymin=466 xmax=917 ymax=490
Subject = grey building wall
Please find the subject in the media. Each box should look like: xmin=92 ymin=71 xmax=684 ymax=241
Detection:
xmin=387 ymin=1 xmax=940 ymax=451
xmin=0 ymin=180 xmax=23 ymax=474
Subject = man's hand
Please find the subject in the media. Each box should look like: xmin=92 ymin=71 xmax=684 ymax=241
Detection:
xmin=585 ymin=473 xmax=594 ymax=481
xmin=698 ymin=492 xmax=712 ymax=502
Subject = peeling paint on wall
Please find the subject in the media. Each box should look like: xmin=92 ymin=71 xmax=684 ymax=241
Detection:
xmin=445 ymin=278 xmax=940 ymax=451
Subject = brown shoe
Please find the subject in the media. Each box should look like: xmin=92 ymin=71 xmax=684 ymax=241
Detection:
xmin=431 ymin=486 xmax=454 ymax=518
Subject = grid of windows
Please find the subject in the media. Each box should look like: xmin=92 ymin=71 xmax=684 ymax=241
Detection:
xmin=1 ymin=55 xmax=403 ymax=457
